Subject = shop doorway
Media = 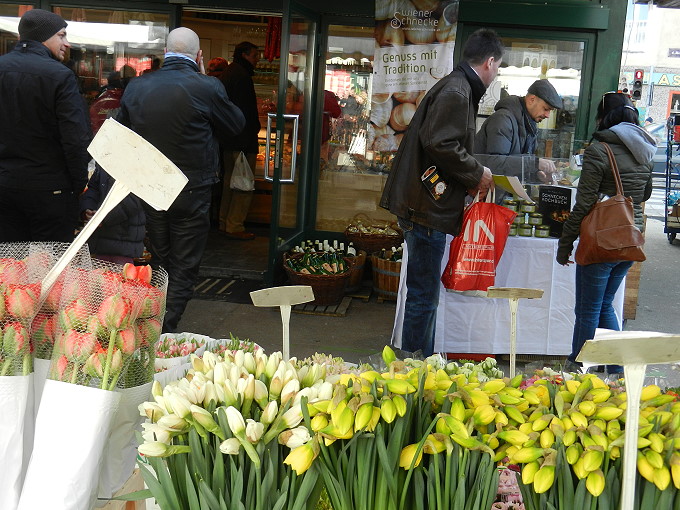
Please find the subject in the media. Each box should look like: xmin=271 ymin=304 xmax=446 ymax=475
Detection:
xmin=182 ymin=7 xmax=373 ymax=285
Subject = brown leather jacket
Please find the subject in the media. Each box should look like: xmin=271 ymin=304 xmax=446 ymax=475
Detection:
xmin=380 ymin=63 xmax=486 ymax=236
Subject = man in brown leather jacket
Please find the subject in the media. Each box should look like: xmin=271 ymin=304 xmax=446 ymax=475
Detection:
xmin=380 ymin=28 xmax=504 ymax=356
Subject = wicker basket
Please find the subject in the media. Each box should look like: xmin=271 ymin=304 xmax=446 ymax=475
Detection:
xmin=345 ymin=250 xmax=367 ymax=292
xmin=370 ymin=252 xmax=402 ymax=301
xmin=283 ymin=253 xmax=352 ymax=306
xmin=344 ymin=214 xmax=403 ymax=254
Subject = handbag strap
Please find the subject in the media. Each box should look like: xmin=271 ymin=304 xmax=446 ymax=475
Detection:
xmin=600 ymin=142 xmax=624 ymax=196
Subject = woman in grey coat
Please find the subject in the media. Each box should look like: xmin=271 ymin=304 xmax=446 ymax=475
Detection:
xmin=556 ymin=92 xmax=655 ymax=372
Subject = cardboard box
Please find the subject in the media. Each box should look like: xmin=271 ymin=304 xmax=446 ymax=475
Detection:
xmin=538 ymin=185 xmax=576 ymax=237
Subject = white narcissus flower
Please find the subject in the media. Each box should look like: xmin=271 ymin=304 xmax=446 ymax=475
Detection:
xmin=152 ymin=380 xmax=163 ymax=398
xmin=222 ymin=380 xmax=238 ymax=408
xmin=294 ymin=387 xmax=318 ymax=407
xmin=166 ymin=392 xmax=192 ymax=419
xmin=254 ymin=379 xmax=268 ymax=408
xmin=264 ymin=352 xmax=280 ymax=379
xmin=142 ymin=422 xmax=173 ymax=444
xmin=139 ymin=402 xmax=165 ymax=422
xmin=245 ymin=419 xmax=264 ymax=443
xmin=138 ymin=441 xmax=170 ymax=457
xmin=191 ymin=355 xmax=205 ymax=374
xmin=243 ymin=374 xmax=255 ymax=401
xmin=255 ymin=356 xmax=266 ymax=378
xmin=203 ymin=381 xmax=217 ymax=407
xmin=317 ymin=381 xmax=334 ymax=401
xmin=282 ymin=404 xmax=303 ymax=428
xmin=261 ymin=401 xmax=278 ymax=426
xmin=213 ymin=362 xmax=228 ymax=386
xmin=243 ymin=352 xmax=256 ymax=374
xmin=190 ymin=404 xmax=224 ymax=439
xmin=279 ymin=426 xmax=311 ymax=449
xmin=219 ymin=438 xmax=241 ymax=455
xmin=234 ymin=350 xmax=245 ymax=368
xmin=157 ymin=414 xmax=190 ymax=433
xmin=281 ymin=379 xmax=300 ymax=406
xmin=202 ymin=351 xmax=218 ymax=371
xmin=225 ymin=406 xmax=246 ymax=435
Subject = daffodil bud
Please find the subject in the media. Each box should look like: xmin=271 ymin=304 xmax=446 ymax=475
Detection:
xmin=399 ymin=444 xmax=423 ymax=469
xmin=141 ymin=422 xmax=172 ymax=444
xmin=157 ymin=414 xmax=189 ymax=433
xmin=532 ymin=465 xmax=555 ymax=494
xmin=586 ymin=469 xmax=606 ymax=496
xmin=282 ymin=404 xmax=304 ymax=428
xmin=311 ymin=414 xmax=329 ymax=432
xmin=261 ymin=401 xmax=278 ymax=426
xmin=190 ymin=405 xmax=225 ymax=439
xmin=219 ymin=438 xmax=241 ymax=455
xmin=245 ymin=419 xmax=264 ymax=443
xmin=380 ymin=398 xmax=397 ymax=423
xmin=152 ymin=380 xmax=163 ymax=399
xmin=225 ymin=406 xmax=246 ymax=435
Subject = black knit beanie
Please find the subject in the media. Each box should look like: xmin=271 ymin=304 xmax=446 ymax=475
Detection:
xmin=18 ymin=9 xmax=67 ymax=43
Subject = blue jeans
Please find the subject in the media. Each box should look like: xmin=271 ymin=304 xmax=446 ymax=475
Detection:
xmin=399 ymin=217 xmax=447 ymax=357
xmin=569 ymin=260 xmax=633 ymax=370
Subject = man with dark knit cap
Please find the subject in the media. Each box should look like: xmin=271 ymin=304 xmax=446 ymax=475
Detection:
xmin=475 ymin=79 xmax=563 ymax=185
xmin=0 ymin=9 xmax=91 ymax=242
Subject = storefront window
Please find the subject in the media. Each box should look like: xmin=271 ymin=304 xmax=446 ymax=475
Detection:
xmin=315 ymin=24 xmax=396 ymax=232
xmin=0 ymin=6 xmax=168 ymax=105
xmin=479 ymin=36 xmax=584 ymax=160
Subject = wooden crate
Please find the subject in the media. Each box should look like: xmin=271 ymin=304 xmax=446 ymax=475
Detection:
xmin=99 ymin=468 xmax=145 ymax=510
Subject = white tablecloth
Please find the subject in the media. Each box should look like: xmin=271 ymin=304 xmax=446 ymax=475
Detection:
xmin=391 ymin=235 xmax=625 ymax=356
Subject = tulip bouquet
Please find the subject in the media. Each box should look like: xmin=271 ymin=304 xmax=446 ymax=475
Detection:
xmin=18 ymin=260 xmax=168 ymax=510
xmin=207 ymin=334 xmax=261 ymax=356
xmin=134 ymin=349 xmax=329 ymax=510
xmin=284 ymin=346 xmax=500 ymax=510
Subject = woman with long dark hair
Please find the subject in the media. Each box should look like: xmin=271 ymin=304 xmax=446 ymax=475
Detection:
xmin=557 ymin=92 xmax=655 ymax=372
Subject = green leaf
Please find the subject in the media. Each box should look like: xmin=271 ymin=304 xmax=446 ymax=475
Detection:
xmin=138 ymin=459 xmax=174 ymax=510
xmin=198 ymin=478 xmax=222 ymax=510
xmin=111 ymin=488 xmax=153 ymax=501
xmin=185 ymin=463 xmax=201 ymax=510
xmin=147 ymin=456 xmax=182 ymax=509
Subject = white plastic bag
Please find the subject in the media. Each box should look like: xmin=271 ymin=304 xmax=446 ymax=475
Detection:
xmin=230 ymin=151 xmax=255 ymax=191
xmin=0 ymin=375 xmax=31 ymax=510
xmin=18 ymin=380 xmax=120 ymax=510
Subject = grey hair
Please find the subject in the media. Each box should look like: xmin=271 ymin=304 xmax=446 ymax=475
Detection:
xmin=166 ymin=27 xmax=200 ymax=59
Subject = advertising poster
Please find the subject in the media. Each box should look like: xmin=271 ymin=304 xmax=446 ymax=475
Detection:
xmin=369 ymin=0 xmax=459 ymax=154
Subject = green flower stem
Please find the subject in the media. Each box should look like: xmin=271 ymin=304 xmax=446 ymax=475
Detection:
xmin=22 ymin=352 xmax=31 ymax=376
xmin=398 ymin=415 xmax=438 ymax=510
xmin=100 ymin=328 xmax=117 ymax=390
xmin=70 ymin=360 xmax=80 ymax=384
xmin=0 ymin=358 xmax=12 ymax=376
xmin=108 ymin=370 xmax=122 ymax=391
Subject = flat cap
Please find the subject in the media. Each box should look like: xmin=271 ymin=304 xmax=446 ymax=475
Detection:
xmin=527 ymin=79 xmax=563 ymax=109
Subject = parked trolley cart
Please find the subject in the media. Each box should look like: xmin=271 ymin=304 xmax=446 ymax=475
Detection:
xmin=664 ymin=115 xmax=680 ymax=244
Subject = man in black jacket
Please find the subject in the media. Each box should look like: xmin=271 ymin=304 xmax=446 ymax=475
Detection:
xmin=218 ymin=41 xmax=261 ymax=240
xmin=0 ymin=9 xmax=91 ymax=242
xmin=380 ymin=28 xmax=503 ymax=356
xmin=475 ymin=79 xmax=563 ymax=185
xmin=117 ymin=27 xmax=245 ymax=333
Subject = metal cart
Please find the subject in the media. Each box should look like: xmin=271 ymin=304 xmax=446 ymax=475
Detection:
xmin=664 ymin=116 xmax=680 ymax=244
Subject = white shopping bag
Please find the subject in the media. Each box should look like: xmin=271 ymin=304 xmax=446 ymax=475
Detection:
xmin=230 ymin=151 xmax=255 ymax=191
xmin=18 ymin=380 xmax=120 ymax=510
xmin=0 ymin=375 xmax=31 ymax=510
xmin=96 ymin=383 xmax=153 ymax=506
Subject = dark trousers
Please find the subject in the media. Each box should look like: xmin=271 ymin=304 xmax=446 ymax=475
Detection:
xmin=144 ymin=186 xmax=211 ymax=333
xmin=0 ymin=187 xmax=78 ymax=242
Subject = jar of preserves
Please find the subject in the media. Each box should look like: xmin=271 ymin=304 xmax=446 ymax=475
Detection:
xmin=528 ymin=213 xmax=543 ymax=226
xmin=512 ymin=214 xmax=525 ymax=225
xmin=509 ymin=224 xmax=518 ymax=236
xmin=503 ymin=199 xmax=518 ymax=212
xmin=534 ymin=225 xmax=550 ymax=238
xmin=520 ymin=201 xmax=536 ymax=213
xmin=518 ymin=224 xmax=533 ymax=237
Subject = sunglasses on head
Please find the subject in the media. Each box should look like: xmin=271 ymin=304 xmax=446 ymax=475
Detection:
xmin=601 ymin=91 xmax=636 ymax=113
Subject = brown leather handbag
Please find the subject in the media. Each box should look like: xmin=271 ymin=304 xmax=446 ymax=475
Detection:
xmin=574 ymin=142 xmax=646 ymax=265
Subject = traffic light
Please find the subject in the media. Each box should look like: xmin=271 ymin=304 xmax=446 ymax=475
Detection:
xmin=632 ymin=69 xmax=644 ymax=101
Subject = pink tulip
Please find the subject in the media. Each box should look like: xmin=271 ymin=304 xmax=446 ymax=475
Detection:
xmin=0 ymin=292 xmax=5 ymax=321
xmin=122 ymin=263 xmax=152 ymax=284
xmin=138 ymin=285 xmax=163 ymax=318
xmin=59 ymin=298 xmax=91 ymax=331
xmin=97 ymin=294 xmax=132 ymax=330
xmin=116 ymin=327 xmax=138 ymax=354
xmin=3 ymin=321 xmax=28 ymax=355
xmin=99 ymin=269 xmax=124 ymax=296
xmin=136 ymin=318 xmax=161 ymax=347
xmin=87 ymin=314 xmax=106 ymax=339
xmin=44 ymin=278 xmax=64 ymax=312
xmin=31 ymin=313 xmax=56 ymax=347
xmin=56 ymin=355 xmax=69 ymax=381
xmin=84 ymin=344 xmax=105 ymax=378
xmin=0 ymin=258 xmax=27 ymax=285
xmin=61 ymin=329 xmax=97 ymax=360
xmin=59 ymin=268 xmax=93 ymax=304
xmin=5 ymin=283 xmax=40 ymax=319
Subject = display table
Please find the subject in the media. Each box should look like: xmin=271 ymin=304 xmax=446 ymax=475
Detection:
xmin=391 ymin=236 xmax=625 ymax=356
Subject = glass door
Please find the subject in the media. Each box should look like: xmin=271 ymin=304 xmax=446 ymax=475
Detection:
xmin=266 ymin=1 xmax=320 ymax=283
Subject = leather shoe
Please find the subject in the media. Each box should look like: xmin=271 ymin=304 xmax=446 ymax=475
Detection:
xmin=224 ymin=231 xmax=256 ymax=240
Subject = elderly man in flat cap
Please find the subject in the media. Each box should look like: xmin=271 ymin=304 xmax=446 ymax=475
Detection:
xmin=475 ymin=79 xmax=563 ymax=185
xmin=0 ymin=9 xmax=91 ymax=242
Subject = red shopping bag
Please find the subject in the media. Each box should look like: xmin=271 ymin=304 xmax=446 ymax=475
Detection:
xmin=441 ymin=192 xmax=517 ymax=293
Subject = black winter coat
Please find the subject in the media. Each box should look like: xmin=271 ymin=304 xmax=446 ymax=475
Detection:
xmin=116 ymin=57 xmax=245 ymax=190
xmin=380 ymin=63 xmax=486 ymax=235
xmin=80 ymin=167 xmax=146 ymax=259
xmin=219 ymin=57 xmax=261 ymax=154
xmin=474 ymin=95 xmax=539 ymax=181
xmin=0 ymin=41 xmax=91 ymax=192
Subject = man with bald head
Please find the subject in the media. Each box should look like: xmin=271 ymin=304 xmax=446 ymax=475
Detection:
xmin=117 ymin=27 xmax=245 ymax=332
